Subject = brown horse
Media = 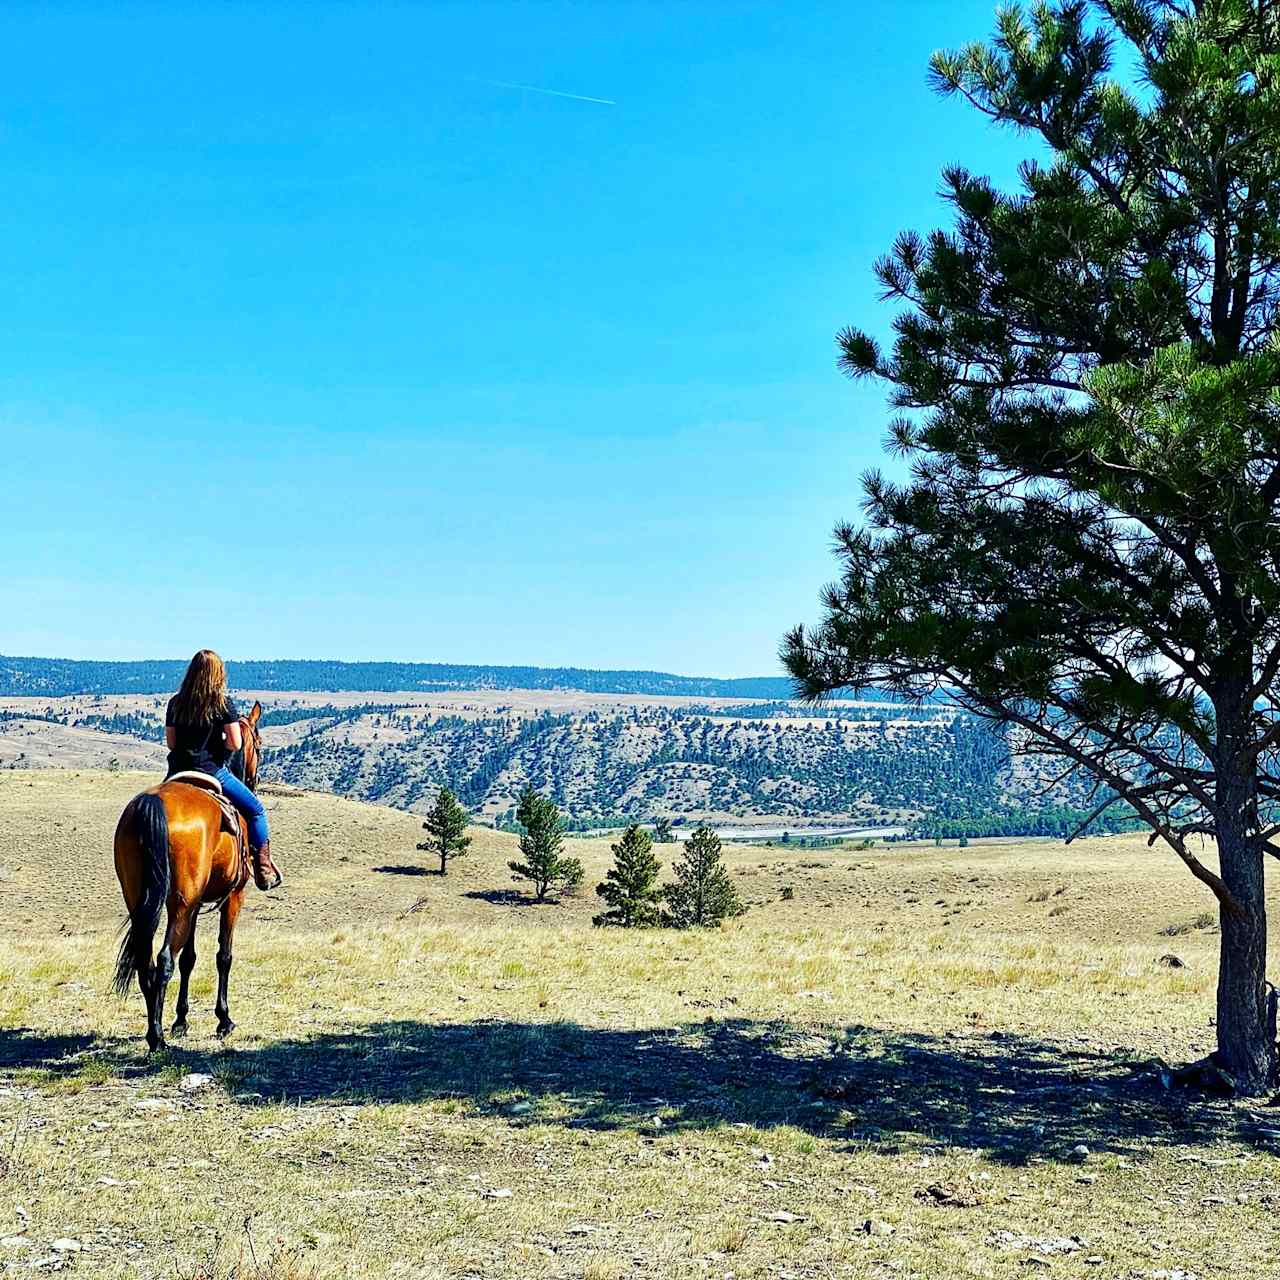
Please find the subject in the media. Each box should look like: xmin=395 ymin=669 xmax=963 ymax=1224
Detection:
xmin=112 ymin=702 xmax=264 ymax=1052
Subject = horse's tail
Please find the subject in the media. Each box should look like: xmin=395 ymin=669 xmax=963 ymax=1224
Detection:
xmin=113 ymin=793 xmax=170 ymax=996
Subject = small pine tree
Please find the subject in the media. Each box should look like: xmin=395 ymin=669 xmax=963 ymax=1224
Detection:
xmin=417 ymin=786 xmax=471 ymax=875
xmin=652 ymin=816 xmax=676 ymax=844
xmin=663 ymin=827 xmax=745 ymax=928
xmin=509 ymin=785 xmax=584 ymax=901
xmin=593 ymin=824 xmax=662 ymax=928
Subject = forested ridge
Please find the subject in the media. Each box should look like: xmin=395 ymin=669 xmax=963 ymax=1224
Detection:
xmin=268 ymin=705 xmax=1132 ymax=836
xmin=2 ymin=693 xmax=1130 ymax=838
xmin=4 ymin=690 xmax=1126 ymax=839
xmin=0 ymin=655 xmax=826 ymax=700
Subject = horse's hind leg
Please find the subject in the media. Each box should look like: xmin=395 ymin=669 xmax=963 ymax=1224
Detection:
xmin=215 ymin=890 xmax=244 ymax=1039
xmin=171 ymin=920 xmax=199 ymax=1037
xmin=136 ymin=935 xmax=163 ymax=1054
xmin=148 ymin=903 xmax=196 ymax=1054
xmin=145 ymin=947 xmax=169 ymax=1054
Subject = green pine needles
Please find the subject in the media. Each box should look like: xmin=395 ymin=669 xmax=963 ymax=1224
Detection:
xmin=663 ymin=827 xmax=745 ymax=929
xmin=593 ymin=823 xmax=748 ymax=929
xmin=593 ymin=824 xmax=664 ymax=927
xmin=417 ymin=787 xmax=471 ymax=875
xmin=509 ymin=785 xmax=584 ymax=901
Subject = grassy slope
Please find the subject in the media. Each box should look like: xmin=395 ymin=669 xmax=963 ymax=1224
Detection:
xmin=1 ymin=771 xmax=1279 ymax=1279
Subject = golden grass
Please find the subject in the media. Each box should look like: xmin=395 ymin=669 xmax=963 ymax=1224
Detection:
xmin=2 ymin=770 xmax=1279 ymax=1277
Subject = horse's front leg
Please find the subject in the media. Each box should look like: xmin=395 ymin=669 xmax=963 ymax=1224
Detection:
xmin=215 ymin=889 xmax=244 ymax=1039
xmin=171 ymin=919 xmax=199 ymax=1037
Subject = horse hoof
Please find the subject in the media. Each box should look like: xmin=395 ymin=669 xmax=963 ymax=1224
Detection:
xmin=147 ymin=1039 xmax=168 ymax=1056
xmin=170 ymin=1021 xmax=188 ymax=1038
xmin=216 ymin=1020 xmax=235 ymax=1039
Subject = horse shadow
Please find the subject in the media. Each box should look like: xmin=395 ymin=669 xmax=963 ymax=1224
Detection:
xmin=0 ymin=1029 xmax=100 ymax=1071
xmin=3 ymin=1017 xmax=1272 ymax=1166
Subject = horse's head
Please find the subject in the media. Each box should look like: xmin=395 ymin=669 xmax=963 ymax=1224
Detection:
xmin=240 ymin=701 xmax=263 ymax=790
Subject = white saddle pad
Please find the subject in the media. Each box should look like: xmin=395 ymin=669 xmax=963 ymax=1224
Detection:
xmin=166 ymin=770 xmax=224 ymax=795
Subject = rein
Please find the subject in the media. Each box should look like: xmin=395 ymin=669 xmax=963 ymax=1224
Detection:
xmin=199 ymin=714 xmax=260 ymax=915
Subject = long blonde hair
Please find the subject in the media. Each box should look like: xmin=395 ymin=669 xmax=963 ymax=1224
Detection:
xmin=172 ymin=649 xmax=230 ymax=724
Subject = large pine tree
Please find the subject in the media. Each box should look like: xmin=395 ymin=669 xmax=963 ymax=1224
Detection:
xmin=786 ymin=0 xmax=1280 ymax=1092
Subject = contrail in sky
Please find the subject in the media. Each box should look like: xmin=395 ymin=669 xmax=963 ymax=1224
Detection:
xmin=470 ymin=77 xmax=616 ymax=106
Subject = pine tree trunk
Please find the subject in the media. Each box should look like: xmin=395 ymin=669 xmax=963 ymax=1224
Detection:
xmin=1213 ymin=742 xmax=1275 ymax=1095
xmin=1215 ymin=830 xmax=1273 ymax=1093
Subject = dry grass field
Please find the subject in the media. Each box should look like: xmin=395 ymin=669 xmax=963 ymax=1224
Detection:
xmin=3 ymin=770 xmax=1280 ymax=1278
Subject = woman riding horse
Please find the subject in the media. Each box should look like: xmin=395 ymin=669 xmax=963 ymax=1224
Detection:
xmin=165 ymin=649 xmax=281 ymax=891
xmin=113 ymin=650 xmax=281 ymax=1050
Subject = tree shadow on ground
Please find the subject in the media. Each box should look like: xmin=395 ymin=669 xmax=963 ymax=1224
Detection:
xmin=5 ymin=1017 xmax=1277 ymax=1166
xmin=372 ymin=864 xmax=436 ymax=877
xmin=228 ymin=1020 xmax=1280 ymax=1164
xmin=462 ymin=889 xmax=549 ymax=907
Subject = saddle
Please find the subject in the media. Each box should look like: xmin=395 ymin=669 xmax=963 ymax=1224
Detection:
xmin=166 ymin=772 xmax=248 ymax=858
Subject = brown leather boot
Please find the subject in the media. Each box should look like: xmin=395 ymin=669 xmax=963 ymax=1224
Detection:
xmin=252 ymin=841 xmax=283 ymax=891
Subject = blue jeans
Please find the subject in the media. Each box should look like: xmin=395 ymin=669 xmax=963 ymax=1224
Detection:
xmin=215 ymin=767 xmax=269 ymax=850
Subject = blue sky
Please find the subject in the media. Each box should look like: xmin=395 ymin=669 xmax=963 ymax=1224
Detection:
xmin=1 ymin=0 xmax=1032 ymax=677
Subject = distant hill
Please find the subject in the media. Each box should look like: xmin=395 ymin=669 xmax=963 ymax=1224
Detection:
xmin=1 ymin=686 xmax=1132 ymax=839
xmin=0 ymin=654 xmax=892 ymax=701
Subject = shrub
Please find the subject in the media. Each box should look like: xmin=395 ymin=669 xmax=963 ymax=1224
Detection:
xmin=1159 ymin=911 xmax=1219 ymax=937
xmin=651 ymin=816 xmax=676 ymax=844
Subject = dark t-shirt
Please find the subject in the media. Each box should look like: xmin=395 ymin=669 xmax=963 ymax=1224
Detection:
xmin=165 ymin=695 xmax=240 ymax=776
